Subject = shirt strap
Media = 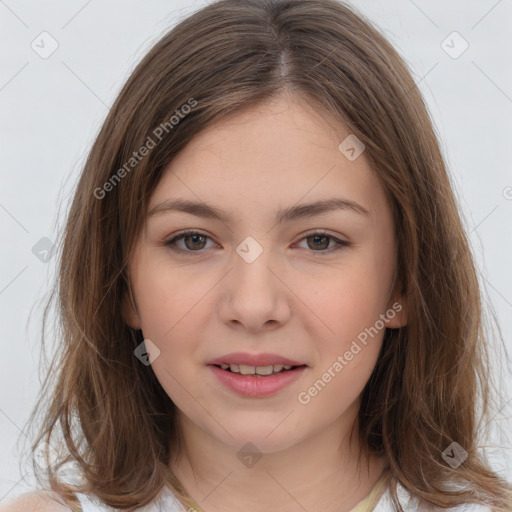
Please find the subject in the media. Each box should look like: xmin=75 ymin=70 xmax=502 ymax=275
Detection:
xmin=349 ymin=469 xmax=390 ymax=512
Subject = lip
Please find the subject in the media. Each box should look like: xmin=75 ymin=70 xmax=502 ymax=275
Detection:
xmin=207 ymin=352 xmax=306 ymax=367
xmin=209 ymin=364 xmax=307 ymax=397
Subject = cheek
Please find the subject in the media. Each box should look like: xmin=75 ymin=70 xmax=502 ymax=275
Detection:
xmin=298 ymin=349 xmax=378 ymax=420
xmin=132 ymin=255 xmax=217 ymax=341
xmin=299 ymin=285 xmax=386 ymax=411
xmin=133 ymin=267 xmax=211 ymax=412
xmin=302 ymin=260 xmax=391 ymax=341
xmin=296 ymin=254 xmax=392 ymax=391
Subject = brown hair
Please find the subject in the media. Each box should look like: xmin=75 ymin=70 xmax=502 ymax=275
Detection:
xmin=20 ymin=0 xmax=512 ymax=510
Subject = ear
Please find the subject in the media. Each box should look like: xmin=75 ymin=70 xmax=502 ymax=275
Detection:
xmin=384 ymin=280 xmax=407 ymax=329
xmin=122 ymin=284 xmax=141 ymax=330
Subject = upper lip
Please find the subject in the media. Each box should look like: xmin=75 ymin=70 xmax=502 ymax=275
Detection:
xmin=207 ymin=352 xmax=306 ymax=367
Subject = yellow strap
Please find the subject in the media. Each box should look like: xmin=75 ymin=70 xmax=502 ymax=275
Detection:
xmin=349 ymin=470 xmax=390 ymax=512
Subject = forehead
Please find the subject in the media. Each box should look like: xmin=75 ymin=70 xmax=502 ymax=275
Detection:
xmin=148 ymin=95 xmax=389 ymax=223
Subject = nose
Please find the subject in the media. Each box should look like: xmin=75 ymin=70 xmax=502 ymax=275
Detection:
xmin=218 ymin=238 xmax=292 ymax=333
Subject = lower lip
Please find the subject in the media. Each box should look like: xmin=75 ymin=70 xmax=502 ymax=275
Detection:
xmin=208 ymin=365 xmax=306 ymax=397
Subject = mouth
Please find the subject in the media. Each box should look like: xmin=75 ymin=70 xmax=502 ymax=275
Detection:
xmin=211 ymin=363 xmax=306 ymax=377
xmin=207 ymin=354 xmax=308 ymax=397
xmin=207 ymin=352 xmax=308 ymax=396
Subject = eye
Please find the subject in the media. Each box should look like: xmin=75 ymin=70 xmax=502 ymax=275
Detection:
xmin=164 ymin=230 xmax=217 ymax=253
xmin=294 ymin=230 xmax=350 ymax=253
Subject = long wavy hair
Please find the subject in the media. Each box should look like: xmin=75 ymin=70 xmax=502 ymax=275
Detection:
xmin=20 ymin=0 xmax=512 ymax=510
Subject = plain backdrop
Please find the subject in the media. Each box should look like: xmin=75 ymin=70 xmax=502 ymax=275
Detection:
xmin=1 ymin=0 xmax=511 ymax=501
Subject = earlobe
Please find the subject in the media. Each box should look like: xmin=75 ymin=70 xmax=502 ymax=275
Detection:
xmin=385 ymin=279 xmax=407 ymax=329
xmin=384 ymin=297 xmax=407 ymax=329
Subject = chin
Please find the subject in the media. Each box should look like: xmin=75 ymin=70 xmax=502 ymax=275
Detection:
xmin=208 ymin=416 xmax=305 ymax=454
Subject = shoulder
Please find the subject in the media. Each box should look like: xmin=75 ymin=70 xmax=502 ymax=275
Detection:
xmin=0 ymin=485 xmax=186 ymax=512
xmin=0 ymin=490 xmax=75 ymax=512
xmin=375 ymin=481 xmax=493 ymax=512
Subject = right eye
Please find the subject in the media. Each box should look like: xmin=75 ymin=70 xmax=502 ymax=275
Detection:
xmin=164 ymin=230 xmax=218 ymax=253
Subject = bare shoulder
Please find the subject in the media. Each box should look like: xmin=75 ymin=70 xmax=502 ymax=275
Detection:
xmin=0 ymin=490 xmax=76 ymax=512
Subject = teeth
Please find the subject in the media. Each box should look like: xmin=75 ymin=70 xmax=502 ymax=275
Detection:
xmin=255 ymin=365 xmax=274 ymax=375
xmin=239 ymin=364 xmax=255 ymax=375
xmin=221 ymin=363 xmax=295 ymax=375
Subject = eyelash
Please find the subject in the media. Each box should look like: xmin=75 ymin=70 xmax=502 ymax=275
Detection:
xmin=163 ymin=230 xmax=350 ymax=256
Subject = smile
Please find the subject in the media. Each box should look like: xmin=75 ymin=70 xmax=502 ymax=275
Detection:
xmin=208 ymin=363 xmax=307 ymax=397
xmin=216 ymin=363 xmax=299 ymax=376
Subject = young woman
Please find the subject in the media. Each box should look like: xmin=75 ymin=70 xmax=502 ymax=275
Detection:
xmin=3 ymin=0 xmax=511 ymax=511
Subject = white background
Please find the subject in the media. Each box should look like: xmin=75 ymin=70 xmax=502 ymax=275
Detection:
xmin=1 ymin=0 xmax=511 ymax=501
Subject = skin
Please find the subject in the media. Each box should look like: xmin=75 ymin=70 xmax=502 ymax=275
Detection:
xmin=125 ymin=91 xmax=407 ymax=512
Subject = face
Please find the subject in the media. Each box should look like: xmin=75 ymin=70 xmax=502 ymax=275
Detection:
xmin=125 ymin=93 xmax=406 ymax=454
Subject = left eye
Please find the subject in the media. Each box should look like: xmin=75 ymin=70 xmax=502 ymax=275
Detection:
xmin=295 ymin=232 xmax=347 ymax=251
xmin=164 ymin=230 xmax=349 ymax=254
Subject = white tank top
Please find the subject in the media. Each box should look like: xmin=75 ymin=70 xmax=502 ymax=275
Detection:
xmin=74 ymin=485 xmax=186 ymax=511
xmin=72 ymin=480 xmax=491 ymax=512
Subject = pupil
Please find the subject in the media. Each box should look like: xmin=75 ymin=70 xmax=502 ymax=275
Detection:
xmin=186 ymin=234 xmax=206 ymax=250
xmin=309 ymin=235 xmax=328 ymax=250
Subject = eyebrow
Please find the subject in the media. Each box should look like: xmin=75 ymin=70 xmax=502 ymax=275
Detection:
xmin=147 ymin=197 xmax=370 ymax=223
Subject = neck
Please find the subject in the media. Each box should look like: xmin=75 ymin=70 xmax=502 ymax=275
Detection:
xmin=169 ymin=402 xmax=388 ymax=512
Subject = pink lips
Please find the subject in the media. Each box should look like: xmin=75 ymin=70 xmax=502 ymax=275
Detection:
xmin=207 ymin=352 xmax=307 ymax=398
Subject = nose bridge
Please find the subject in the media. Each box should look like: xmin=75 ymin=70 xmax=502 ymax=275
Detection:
xmin=232 ymin=234 xmax=278 ymax=291
xmin=220 ymin=234 xmax=290 ymax=330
